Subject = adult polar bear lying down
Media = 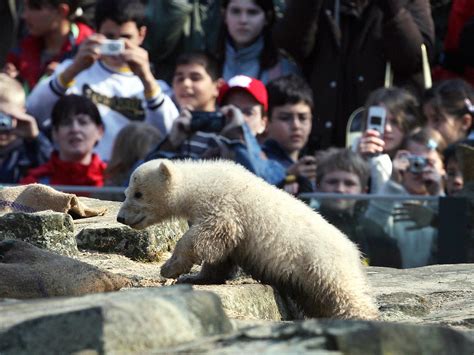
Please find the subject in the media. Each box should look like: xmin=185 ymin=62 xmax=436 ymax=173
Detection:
xmin=117 ymin=159 xmax=379 ymax=320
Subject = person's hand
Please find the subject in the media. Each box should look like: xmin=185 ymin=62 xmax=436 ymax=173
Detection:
xmin=393 ymin=201 xmax=436 ymax=230
xmin=1 ymin=106 xmax=39 ymax=139
xmin=121 ymin=39 xmax=153 ymax=80
xmin=2 ymin=62 xmax=19 ymax=79
xmin=168 ymin=108 xmax=192 ymax=148
xmin=71 ymin=34 xmax=103 ymax=72
xmin=219 ymin=105 xmax=245 ymax=138
xmin=287 ymin=155 xmax=317 ymax=181
xmin=357 ymin=129 xmax=385 ymax=158
xmin=390 ymin=150 xmax=410 ymax=184
xmin=421 ymin=165 xmax=445 ymax=196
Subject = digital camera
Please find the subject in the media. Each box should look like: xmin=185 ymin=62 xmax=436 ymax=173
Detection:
xmin=408 ymin=155 xmax=428 ymax=174
xmin=190 ymin=111 xmax=226 ymax=133
xmin=0 ymin=112 xmax=13 ymax=131
xmin=99 ymin=39 xmax=125 ymax=56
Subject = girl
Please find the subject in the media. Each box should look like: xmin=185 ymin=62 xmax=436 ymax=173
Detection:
xmin=356 ymin=87 xmax=423 ymax=193
xmin=423 ymin=78 xmax=474 ymax=145
xmin=216 ymin=0 xmax=300 ymax=84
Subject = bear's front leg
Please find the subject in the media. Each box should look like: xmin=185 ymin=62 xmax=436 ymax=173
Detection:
xmin=176 ymin=258 xmax=238 ymax=285
xmin=161 ymin=214 xmax=241 ymax=279
xmin=161 ymin=229 xmax=198 ymax=279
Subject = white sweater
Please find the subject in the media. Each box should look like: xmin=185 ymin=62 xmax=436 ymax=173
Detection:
xmin=26 ymin=60 xmax=178 ymax=161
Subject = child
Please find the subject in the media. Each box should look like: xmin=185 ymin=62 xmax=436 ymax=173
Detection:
xmin=315 ymin=148 xmax=401 ymax=268
xmin=26 ymin=0 xmax=178 ymax=161
xmin=4 ymin=0 xmax=94 ymax=91
xmin=365 ymin=127 xmax=447 ymax=268
xmin=356 ymin=86 xmax=422 ymax=193
xmin=262 ymin=74 xmax=316 ymax=194
xmin=21 ymin=94 xmax=106 ymax=186
xmin=105 ymin=122 xmax=161 ymax=187
xmin=0 ymin=74 xmax=52 ymax=183
xmin=423 ymin=79 xmax=474 ymax=145
xmin=216 ymin=0 xmax=300 ymax=84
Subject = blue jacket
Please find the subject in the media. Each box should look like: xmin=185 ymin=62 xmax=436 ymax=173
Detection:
xmin=0 ymin=133 xmax=53 ymax=183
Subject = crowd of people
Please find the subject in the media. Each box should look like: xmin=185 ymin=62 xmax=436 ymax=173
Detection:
xmin=1 ymin=0 xmax=473 ymax=269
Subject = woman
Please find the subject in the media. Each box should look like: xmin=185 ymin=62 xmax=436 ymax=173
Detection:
xmin=216 ymin=0 xmax=300 ymax=84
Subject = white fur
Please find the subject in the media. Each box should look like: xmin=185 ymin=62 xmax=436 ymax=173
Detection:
xmin=117 ymin=159 xmax=379 ymax=319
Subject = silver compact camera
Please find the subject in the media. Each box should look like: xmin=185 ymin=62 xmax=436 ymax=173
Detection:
xmin=0 ymin=112 xmax=13 ymax=131
xmin=99 ymin=39 xmax=125 ymax=56
xmin=408 ymin=155 xmax=428 ymax=174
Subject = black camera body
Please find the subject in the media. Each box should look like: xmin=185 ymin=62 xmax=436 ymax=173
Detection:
xmin=408 ymin=155 xmax=428 ymax=174
xmin=0 ymin=112 xmax=13 ymax=131
xmin=190 ymin=111 xmax=226 ymax=133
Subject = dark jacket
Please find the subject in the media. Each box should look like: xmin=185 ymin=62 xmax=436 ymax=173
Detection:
xmin=273 ymin=0 xmax=434 ymax=150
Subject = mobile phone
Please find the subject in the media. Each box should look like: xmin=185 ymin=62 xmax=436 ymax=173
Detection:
xmin=366 ymin=106 xmax=387 ymax=135
xmin=0 ymin=112 xmax=13 ymax=131
xmin=190 ymin=111 xmax=226 ymax=133
xmin=99 ymin=39 xmax=125 ymax=56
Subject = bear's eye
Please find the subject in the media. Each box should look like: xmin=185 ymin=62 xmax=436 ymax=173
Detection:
xmin=134 ymin=191 xmax=143 ymax=199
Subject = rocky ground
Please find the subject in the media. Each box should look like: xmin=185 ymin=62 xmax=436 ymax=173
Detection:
xmin=0 ymin=197 xmax=473 ymax=354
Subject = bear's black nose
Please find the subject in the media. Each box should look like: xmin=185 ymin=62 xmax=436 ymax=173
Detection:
xmin=116 ymin=215 xmax=125 ymax=224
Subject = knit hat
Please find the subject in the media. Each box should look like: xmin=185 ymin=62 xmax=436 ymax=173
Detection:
xmin=218 ymin=75 xmax=268 ymax=111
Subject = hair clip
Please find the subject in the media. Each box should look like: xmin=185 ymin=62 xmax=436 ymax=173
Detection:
xmin=465 ymin=98 xmax=474 ymax=113
xmin=426 ymin=138 xmax=438 ymax=151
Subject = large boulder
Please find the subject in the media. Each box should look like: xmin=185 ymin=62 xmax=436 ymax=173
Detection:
xmin=0 ymin=285 xmax=233 ymax=354
xmin=75 ymin=198 xmax=188 ymax=261
xmin=0 ymin=211 xmax=77 ymax=256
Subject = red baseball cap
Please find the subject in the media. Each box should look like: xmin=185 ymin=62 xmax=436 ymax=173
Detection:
xmin=218 ymin=75 xmax=268 ymax=111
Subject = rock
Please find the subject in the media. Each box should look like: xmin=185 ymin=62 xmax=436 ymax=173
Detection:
xmin=0 ymin=240 xmax=129 ymax=299
xmin=75 ymin=198 xmax=188 ymax=261
xmin=0 ymin=285 xmax=233 ymax=354
xmin=0 ymin=211 xmax=77 ymax=256
xmin=168 ymin=319 xmax=474 ymax=354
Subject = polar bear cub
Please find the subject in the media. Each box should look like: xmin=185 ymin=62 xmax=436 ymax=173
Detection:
xmin=117 ymin=159 xmax=379 ymax=320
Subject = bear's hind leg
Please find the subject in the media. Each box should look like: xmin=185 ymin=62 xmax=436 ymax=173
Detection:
xmin=177 ymin=258 xmax=238 ymax=285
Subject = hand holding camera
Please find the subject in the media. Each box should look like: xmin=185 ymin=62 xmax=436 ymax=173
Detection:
xmin=0 ymin=107 xmax=39 ymax=139
xmin=168 ymin=108 xmax=193 ymax=148
xmin=287 ymin=155 xmax=317 ymax=181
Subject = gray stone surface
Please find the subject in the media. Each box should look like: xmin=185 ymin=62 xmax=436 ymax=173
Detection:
xmin=75 ymin=198 xmax=188 ymax=261
xmin=0 ymin=285 xmax=233 ymax=354
xmin=168 ymin=319 xmax=474 ymax=354
xmin=0 ymin=211 xmax=77 ymax=256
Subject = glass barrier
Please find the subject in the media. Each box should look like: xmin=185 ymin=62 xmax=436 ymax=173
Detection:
xmin=299 ymin=192 xmax=473 ymax=269
xmin=1 ymin=184 xmax=472 ymax=268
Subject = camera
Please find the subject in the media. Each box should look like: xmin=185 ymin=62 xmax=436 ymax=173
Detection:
xmin=408 ymin=155 xmax=428 ymax=174
xmin=366 ymin=105 xmax=387 ymax=135
xmin=99 ymin=39 xmax=125 ymax=56
xmin=0 ymin=112 xmax=13 ymax=131
xmin=190 ymin=111 xmax=226 ymax=133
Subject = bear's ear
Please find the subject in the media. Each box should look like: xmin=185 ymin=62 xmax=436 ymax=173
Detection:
xmin=158 ymin=160 xmax=174 ymax=181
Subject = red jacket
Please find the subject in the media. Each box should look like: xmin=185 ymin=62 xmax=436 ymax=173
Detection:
xmin=7 ymin=22 xmax=93 ymax=91
xmin=20 ymin=151 xmax=107 ymax=187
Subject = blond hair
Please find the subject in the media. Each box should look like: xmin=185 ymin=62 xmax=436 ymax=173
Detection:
xmin=0 ymin=74 xmax=25 ymax=107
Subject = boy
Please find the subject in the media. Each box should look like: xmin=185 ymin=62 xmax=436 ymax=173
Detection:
xmin=315 ymin=148 xmax=401 ymax=268
xmin=21 ymin=94 xmax=106 ymax=186
xmin=26 ymin=0 xmax=178 ymax=161
xmin=0 ymin=74 xmax=52 ymax=183
xmin=263 ymin=74 xmax=317 ymax=194
xmin=4 ymin=0 xmax=94 ymax=91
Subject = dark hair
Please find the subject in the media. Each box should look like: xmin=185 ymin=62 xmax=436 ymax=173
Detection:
xmin=174 ymin=51 xmax=221 ymax=81
xmin=26 ymin=0 xmax=79 ymax=19
xmin=423 ymin=79 xmax=474 ymax=132
xmin=363 ymin=86 xmax=422 ymax=133
xmin=444 ymin=138 xmax=474 ymax=166
xmin=94 ymin=0 xmax=146 ymax=30
xmin=266 ymin=74 xmax=314 ymax=119
xmin=51 ymin=94 xmax=102 ymax=128
xmin=315 ymin=148 xmax=370 ymax=188
xmin=216 ymin=0 xmax=279 ymax=74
